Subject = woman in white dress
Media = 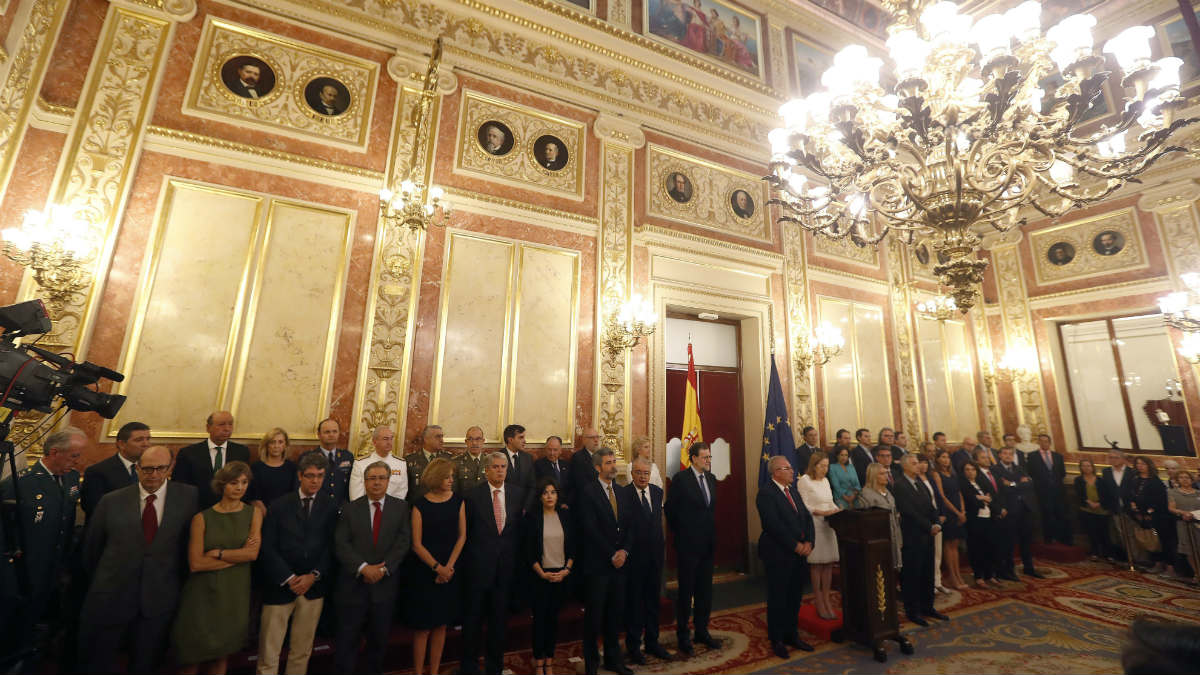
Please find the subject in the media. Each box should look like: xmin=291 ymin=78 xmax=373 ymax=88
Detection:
xmin=798 ymin=453 xmax=842 ymax=619
xmin=630 ymin=436 xmax=664 ymax=489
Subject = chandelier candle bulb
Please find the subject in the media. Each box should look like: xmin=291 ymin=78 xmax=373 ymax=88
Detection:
xmin=1103 ymin=25 xmax=1155 ymax=74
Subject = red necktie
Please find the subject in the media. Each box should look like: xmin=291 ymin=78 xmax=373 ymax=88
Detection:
xmin=985 ymin=470 xmax=997 ymax=491
xmin=372 ymin=501 xmax=382 ymax=546
xmin=142 ymin=494 xmax=158 ymax=544
xmin=783 ymin=486 xmax=798 ymax=512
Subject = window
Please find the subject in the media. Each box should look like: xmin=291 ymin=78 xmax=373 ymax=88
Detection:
xmin=1059 ymin=314 xmax=1181 ymax=452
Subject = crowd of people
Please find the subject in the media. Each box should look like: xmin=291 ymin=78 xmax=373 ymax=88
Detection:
xmin=2 ymin=414 xmax=1198 ymax=675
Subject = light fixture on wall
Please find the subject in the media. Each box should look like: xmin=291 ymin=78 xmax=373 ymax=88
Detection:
xmin=991 ymin=342 xmax=1038 ymax=382
xmin=793 ymin=321 xmax=845 ymax=376
xmin=1 ymin=205 xmax=98 ymax=309
xmin=915 ymin=290 xmax=957 ymax=322
xmin=766 ymin=0 xmax=1198 ymax=313
xmin=379 ymin=37 xmax=452 ymax=232
xmin=604 ymin=294 xmax=657 ymax=354
xmin=1158 ymin=272 xmax=1200 ymax=333
xmin=1177 ymin=332 xmax=1200 ymax=365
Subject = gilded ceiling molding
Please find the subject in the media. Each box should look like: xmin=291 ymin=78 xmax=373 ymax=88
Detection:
xmin=782 ymin=224 xmax=815 ymax=431
xmin=593 ymin=113 xmax=644 ymax=457
xmin=348 ymin=58 xmax=442 ymax=455
xmin=885 ymin=240 xmax=923 ymax=450
xmin=0 ymin=0 xmax=73 ymax=198
xmin=988 ymin=238 xmax=1050 ymax=435
xmin=1139 ymin=180 xmax=1200 ymax=283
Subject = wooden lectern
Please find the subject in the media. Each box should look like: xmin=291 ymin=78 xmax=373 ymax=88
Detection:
xmin=827 ymin=507 xmax=913 ymax=662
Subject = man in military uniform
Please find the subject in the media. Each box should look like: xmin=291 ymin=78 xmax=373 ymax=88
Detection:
xmin=303 ymin=417 xmax=354 ymax=505
xmin=0 ymin=427 xmax=86 ymax=664
xmin=455 ymin=426 xmax=489 ymax=494
xmin=406 ymin=425 xmax=449 ymax=500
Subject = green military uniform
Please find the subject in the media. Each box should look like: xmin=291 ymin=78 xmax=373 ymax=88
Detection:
xmin=0 ymin=461 xmax=80 ymax=631
xmin=454 ymin=451 xmax=489 ymax=494
xmin=405 ymin=449 xmax=450 ymax=500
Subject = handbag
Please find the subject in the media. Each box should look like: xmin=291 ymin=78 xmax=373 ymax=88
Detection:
xmin=1133 ymin=525 xmax=1162 ymax=553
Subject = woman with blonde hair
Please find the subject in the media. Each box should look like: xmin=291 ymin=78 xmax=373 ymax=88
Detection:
xmin=630 ymin=436 xmax=664 ymax=489
xmin=248 ymin=427 xmax=297 ymax=510
xmin=856 ymin=462 xmax=902 ymax=571
xmin=797 ymin=452 xmax=841 ymax=619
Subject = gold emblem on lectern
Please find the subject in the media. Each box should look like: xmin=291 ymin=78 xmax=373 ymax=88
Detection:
xmin=876 ymin=565 xmax=886 ymax=618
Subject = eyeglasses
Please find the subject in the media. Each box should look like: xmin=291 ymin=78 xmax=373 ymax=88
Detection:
xmin=138 ymin=465 xmax=170 ymax=474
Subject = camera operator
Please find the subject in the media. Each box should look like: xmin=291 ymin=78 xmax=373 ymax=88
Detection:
xmin=0 ymin=427 xmax=87 ymax=664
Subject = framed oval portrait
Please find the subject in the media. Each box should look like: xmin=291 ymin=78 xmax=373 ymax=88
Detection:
xmin=533 ymin=134 xmax=568 ymax=171
xmin=219 ymin=54 xmax=278 ymax=103
xmin=1093 ymin=230 xmax=1124 ymax=256
xmin=915 ymin=243 xmax=930 ymax=266
xmin=303 ymin=76 xmax=352 ymax=117
xmin=478 ymin=121 xmax=515 ymax=157
xmin=730 ymin=189 xmax=755 ymax=218
xmin=1047 ymin=241 xmax=1075 ymax=266
xmin=935 ymin=249 xmax=951 ymax=265
xmin=666 ymin=172 xmax=693 ymax=204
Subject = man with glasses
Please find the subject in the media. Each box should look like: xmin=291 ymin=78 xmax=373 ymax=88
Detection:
xmin=78 ymin=446 xmax=198 ymax=674
xmin=624 ymin=456 xmax=668 ymax=664
xmin=756 ymin=455 xmax=815 ymax=658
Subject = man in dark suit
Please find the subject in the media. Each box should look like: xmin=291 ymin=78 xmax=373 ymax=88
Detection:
xmin=875 ymin=427 xmax=898 ymax=464
xmin=534 ymin=435 xmax=572 ymax=507
xmin=665 ymin=442 xmax=718 ymax=655
xmin=257 ymin=453 xmax=337 ymax=674
xmin=951 ymin=435 xmax=976 ymax=475
xmin=500 ymin=423 xmax=537 ymax=511
xmin=850 ymin=428 xmax=874 ymax=486
xmin=224 ymin=62 xmax=269 ymax=99
xmin=756 ymin=455 xmax=816 ymax=658
xmin=993 ymin=446 xmax=1042 ymax=578
xmin=570 ymin=427 xmax=602 ymax=507
xmin=892 ymin=453 xmax=948 ymax=626
xmin=624 ymin=456 xmax=668 ymax=664
xmin=578 ymin=448 xmax=634 ymax=675
xmin=973 ymin=431 xmax=999 ymax=467
xmin=173 ymin=411 xmax=250 ymax=509
xmin=81 ymin=421 xmax=151 ymax=520
xmin=873 ymin=446 xmax=899 ymax=488
xmin=1100 ymin=449 xmax=1134 ymax=560
xmin=796 ymin=426 xmax=821 ymax=475
xmin=333 ymin=461 xmax=412 ymax=675
xmin=0 ymin=427 xmax=84 ymax=656
xmin=302 ymin=417 xmax=354 ymax=505
xmin=78 ymin=446 xmax=197 ymax=674
xmin=405 ymin=424 xmax=450 ymax=500
xmin=1027 ymin=433 xmax=1070 ymax=545
xmin=1000 ymin=433 xmax=1025 ymax=469
xmin=461 ymin=452 xmax=526 ymax=675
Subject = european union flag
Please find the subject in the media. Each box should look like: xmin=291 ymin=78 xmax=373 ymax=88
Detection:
xmin=758 ymin=355 xmax=798 ymax=487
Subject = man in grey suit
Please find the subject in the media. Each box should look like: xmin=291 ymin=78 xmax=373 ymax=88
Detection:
xmin=78 ymin=446 xmax=198 ymax=674
xmin=334 ymin=461 xmax=412 ymax=675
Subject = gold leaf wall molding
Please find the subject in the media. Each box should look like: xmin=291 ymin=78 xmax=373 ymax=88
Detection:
xmin=990 ymin=240 xmax=1050 ymax=435
xmin=444 ymin=187 xmax=599 ymax=235
xmin=783 ymin=221 xmax=814 ymax=430
xmin=1026 ymin=277 xmax=1172 ymax=311
xmin=635 ymin=224 xmax=783 ymax=273
xmin=886 ymin=239 xmax=923 ymax=447
xmin=807 ymin=266 xmax=890 ymax=294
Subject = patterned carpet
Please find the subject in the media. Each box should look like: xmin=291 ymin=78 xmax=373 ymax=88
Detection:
xmin=481 ymin=560 xmax=1199 ymax=674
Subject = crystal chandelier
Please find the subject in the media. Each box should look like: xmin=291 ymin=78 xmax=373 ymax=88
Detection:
xmin=604 ymin=294 xmax=658 ymax=354
xmin=794 ymin=321 xmax=846 ymax=375
xmin=915 ymin=290 xmax=957 ymax=321
xmin=767 ymin=0 xmax=1198 ymax=312
xmin=1 ymin=205 xmax=98 ymax=308
xmin=379 ymin=38 xmax=452 ymax=231
xmin=1158 ymin=272 xmax=1200 ymax=333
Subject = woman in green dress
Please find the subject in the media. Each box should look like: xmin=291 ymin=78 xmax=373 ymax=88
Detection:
xmin=172 ymin=461 xmax=262 ymax=674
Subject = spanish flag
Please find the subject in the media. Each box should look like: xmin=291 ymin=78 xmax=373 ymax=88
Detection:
xmin=679 ymin=342 xmax=703 ymax=470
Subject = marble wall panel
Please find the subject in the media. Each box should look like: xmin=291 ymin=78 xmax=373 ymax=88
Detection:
xmin=917 ymin=316 xmax=952 ymax=440
xmin=233 ymin=201 xmax=351 ymax=440
xmin=816 ymin=297 xmax=857 ymax=437
xmin=945 ymin=320 xmax=980 ymax=439
xmin=114 ymin=180 xmax=263 ymax=437
xmin=430 ymin=232 xmax=515 ymax=441
xmin=510 ymin=245 xmax=580 ymax=443
xmin=853 ymin=302 xmax=892 ymax=434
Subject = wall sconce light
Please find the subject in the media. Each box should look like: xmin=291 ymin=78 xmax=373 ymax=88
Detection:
xmin=1178 ymin=332 xmax=1200 ymax=365
xmin=604 ymin=294 xmax=657 ymax=354
xmin=1158 ymin=272 xmax=1200 ymax=333
xmin=1 ymin=205 xmax=98 ymax=308
xmin=794 ymin=321 xmax=844 ymax=376
xmin=992 ymin=342 xmax=1038 ymax=383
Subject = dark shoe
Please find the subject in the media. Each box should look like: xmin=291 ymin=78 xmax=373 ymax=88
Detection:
xmin=1023 ymin=569 xmax=1045 ymax=579
xmin=605 ymin=662 xmax=633 ymax=675
xmin=677 ymin=640 xmax=694 ymax=656
xmin=784 ymin=636 xmax=814 ymax=652
xmin=627 ymin=649 xmax=646 ymax=666
xmin=771 ymin=641 xmax=789 ymax=659
xmin=923 ymin=610 xmax=950 ymax=621
xmin=906 ymin=614 xmax=929 ymax=627
xmin=999 ymin=573 xmax=1020 ymax=582
xmin=697 ymin=633 xmax=721 ymax=649
xmin=646 ymin=643 xmax=671 ymax=660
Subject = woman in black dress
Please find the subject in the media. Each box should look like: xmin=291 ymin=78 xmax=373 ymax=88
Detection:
xmin=931 ymin=449 xmax=968 ymax=590
xmin=1129 ymin=456 xmax=1171 ymax=574
xmin=406 ymin=457 xmax=466 ymax=675
xmin=524 ymin=476 xmax=575 ymax=675
xmin=961 ymin=461 xmax=1000 ymax=588
xmin=248 ymin=427 xmax=297 ymax=510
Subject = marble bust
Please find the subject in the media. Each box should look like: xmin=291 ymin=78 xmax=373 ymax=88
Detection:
xmin=1015 ymin=424 xmax=1039 ymax=454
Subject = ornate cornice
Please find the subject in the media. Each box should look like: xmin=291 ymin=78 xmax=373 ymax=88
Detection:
xmin=635 ymin=224 xmax=783 ymax=272
xmin=1027 ymin=276 xmax=1172 ymax=308
xmin=443 ymin=186 xmax=599 ymax=234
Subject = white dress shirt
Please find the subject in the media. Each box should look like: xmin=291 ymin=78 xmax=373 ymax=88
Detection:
xmin=138 ymin=480 xmax=168 ymax=526
xmin=349 ymin=453 xmax=408 ymax=501
xmin=207 ymin=438 xmax=227 ymax=467
xmin=117 ymin=453 xmax=136 ymax=480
